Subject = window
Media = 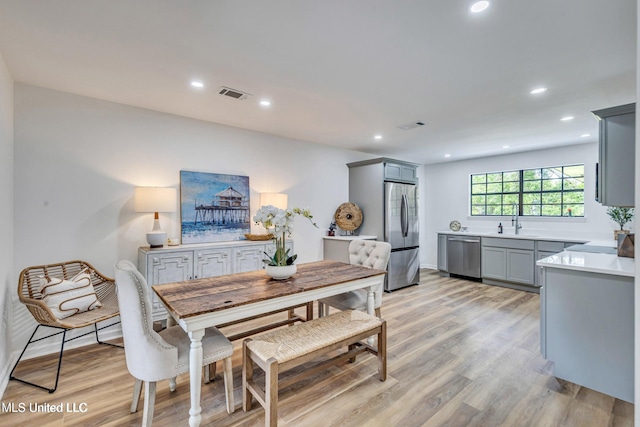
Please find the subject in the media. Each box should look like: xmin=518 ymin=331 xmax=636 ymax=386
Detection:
xmin=471 ymin=164 xmax=584 ymax=217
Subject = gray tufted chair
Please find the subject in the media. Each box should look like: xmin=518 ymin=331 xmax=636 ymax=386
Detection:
xmin=318 ymin=240 xmax=391 ymax=318
xmin=114 ymin=260 xmax=235 ymax=426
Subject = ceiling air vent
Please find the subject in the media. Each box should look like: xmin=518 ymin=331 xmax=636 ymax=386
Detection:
xmin=398 ymin=121 xmax=426 ymax=130
xmin=218 ymin=86 xmax=252 ymax=100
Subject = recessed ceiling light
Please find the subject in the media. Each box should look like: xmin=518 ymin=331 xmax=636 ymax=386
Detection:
xmin=502 ymin=145 xmax=510 ymax=149
xmin=444 ymin=154 xmax=451 ymax=158
xmin=260 ymin=100 xmax=271 ymax=107
xmin=190 ymin=81 xmax=204 ymax=88
xmin=469 ymin=1 xmax=490 ymax=13
xmin=530 ymin=87 xmax=547 ymax=95
xmin=374 ymin=135 xmax=383 ymax=140
xmin=581 ymin=133 xmax=591 ymax=137
xmin=561 ymin=116 xmax=575 ymax=121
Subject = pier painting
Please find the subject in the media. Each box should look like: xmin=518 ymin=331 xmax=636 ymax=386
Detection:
xmin=180 ymin=171 xmax=250 ymax=243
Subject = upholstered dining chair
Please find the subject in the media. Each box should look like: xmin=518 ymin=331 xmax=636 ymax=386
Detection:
xmin=114 ymin=260 xmax=235 ymax=426
xmin=318 ymin=240 xmax=392 ymax=317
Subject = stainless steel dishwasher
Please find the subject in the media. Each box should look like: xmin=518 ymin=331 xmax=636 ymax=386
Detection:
xmin=447 ymin=235 xmax=481 ymax=278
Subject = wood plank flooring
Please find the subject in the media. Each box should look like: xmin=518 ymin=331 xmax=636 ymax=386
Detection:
xmin=1 ymin=269 xmax=633 ymax=426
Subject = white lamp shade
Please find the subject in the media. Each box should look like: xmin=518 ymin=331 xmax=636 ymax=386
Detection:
xmin=135 ymin=187 xmax=177 ymax=213
xmin=260 ymin=193 xmax=288 ymax=209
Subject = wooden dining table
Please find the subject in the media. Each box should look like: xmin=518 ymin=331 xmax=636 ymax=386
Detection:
xmin=152 ymin=259 xmax=386 ymax=427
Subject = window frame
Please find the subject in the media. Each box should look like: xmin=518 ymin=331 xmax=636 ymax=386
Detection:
xmin=470 ymin=164 xmax=585 ymax=218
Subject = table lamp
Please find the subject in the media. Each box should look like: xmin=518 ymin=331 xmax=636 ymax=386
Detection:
xmin=259 ymin=192 xmax=288 ymax=209
xmin=135 ymin=187 xmax=177 ymax=248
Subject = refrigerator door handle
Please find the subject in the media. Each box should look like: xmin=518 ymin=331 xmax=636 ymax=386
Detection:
xmin=401 ymin=194 xmax=409 ymax=237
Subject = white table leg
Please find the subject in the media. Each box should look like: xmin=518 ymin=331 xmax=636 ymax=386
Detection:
xmin=366 ymin=284 xmax=375 ymax=316
xmin=188 ymin=329 xmax=205 ymax=427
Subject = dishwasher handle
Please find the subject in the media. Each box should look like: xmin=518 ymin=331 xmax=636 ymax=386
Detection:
xmin=447 ymin=237 xmax=480 ymax=243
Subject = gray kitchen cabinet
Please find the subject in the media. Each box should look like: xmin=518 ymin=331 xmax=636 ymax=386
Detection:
xmin=384 ymin=162 xmax=418 ymax=183
xmin=540 ymin=266 xmax=634 ymax=402
xmin=506 ymin=249 xmax=535 ymax=284
xmin=481 ymin=237 xmax=535 ymax=289
xmin=592 ymin=103 xmax=635 ymax=207
xmin=139 ymin=240 xmax=292 ymax=320
xmin=437 ymin=233 xmax=448 ymax=271
xmin=481 ymin=247 xmax=507 ymax=280
xmin=534 ymin=240 xmax=583 ymax=285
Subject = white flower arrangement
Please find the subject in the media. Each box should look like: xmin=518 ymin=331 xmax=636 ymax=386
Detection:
xmin=253 ymin=205 xmax=317 ymax=266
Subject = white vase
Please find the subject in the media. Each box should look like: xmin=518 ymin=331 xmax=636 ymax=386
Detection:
xmin=265 ymin=264 xmax=297 ymax=280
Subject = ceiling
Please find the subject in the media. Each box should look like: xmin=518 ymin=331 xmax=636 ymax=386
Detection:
xmin=0 ymin=0 xmax=636 ymax=164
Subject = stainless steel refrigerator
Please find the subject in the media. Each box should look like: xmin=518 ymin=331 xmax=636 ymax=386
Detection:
xmin=348 ymin=158 xmax=420 ymax=291
xmin=384 ymin=181 xmax=420 ymax=290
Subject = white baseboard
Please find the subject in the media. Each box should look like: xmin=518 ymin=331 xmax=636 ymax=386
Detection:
xmin=0 ymin=354 xmax=12 ymax=400
xmin=421 ymin=263 xmax=437 ymax=270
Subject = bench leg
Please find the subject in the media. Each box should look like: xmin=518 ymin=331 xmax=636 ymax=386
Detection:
xmin=348 ymin=344 xmax=357 ymax=363
xmin=223 ymin=357 xmax=235 ymax=414
xmin=204 ymin=361 xmax=216 ymax=384
xmin=242 ymin=340 xmax=253 ymax=412
xmin=306 ymin=301 xmax=314 ymax=321
xmin=265 ymin=358 xmax=279 ymax=427
xmin=378 ymin=321 xmax=387 ymax=381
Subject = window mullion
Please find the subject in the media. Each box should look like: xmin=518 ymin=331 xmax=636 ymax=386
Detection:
xmin=518 ymin=169 xmax=524 ymax=216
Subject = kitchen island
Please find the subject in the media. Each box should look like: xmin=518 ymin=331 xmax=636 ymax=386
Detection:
xmin=537 ymin=250 xmax=634 ymax=402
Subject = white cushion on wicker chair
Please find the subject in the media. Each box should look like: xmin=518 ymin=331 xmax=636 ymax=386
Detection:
xmin=319 ymin=240 xmax=391 ymax=314
xmin=38 ymin=269 xmax=102 ymax=320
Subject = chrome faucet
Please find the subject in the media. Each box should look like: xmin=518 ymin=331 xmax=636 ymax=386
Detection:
xmin=512 ymin=203 xmax=523 ymax=234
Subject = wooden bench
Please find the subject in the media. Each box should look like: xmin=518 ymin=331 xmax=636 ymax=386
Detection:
xmin=242 ymin=309 xmax=386 ymax=427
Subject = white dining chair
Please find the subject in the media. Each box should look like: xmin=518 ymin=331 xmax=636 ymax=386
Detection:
xmin=318 ymin=240 xmax=391 ymax=318
xmin=114 ymin=260 xmax=235 ymax=426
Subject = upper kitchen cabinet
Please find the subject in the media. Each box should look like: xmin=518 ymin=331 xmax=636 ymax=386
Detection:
xmin=592 ymin=103 xmax=635 ymax=207
xmin=384 ymin=162 xmax=418 ymax=184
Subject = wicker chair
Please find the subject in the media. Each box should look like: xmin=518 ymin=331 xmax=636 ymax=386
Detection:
xmin=10 ymin=260 xmax=122 ymax=393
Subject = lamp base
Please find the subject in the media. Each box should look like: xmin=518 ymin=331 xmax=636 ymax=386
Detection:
xmin=147 ymin=231 xmax=167 ymax=248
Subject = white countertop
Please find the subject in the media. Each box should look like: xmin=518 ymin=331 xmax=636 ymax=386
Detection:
xmin=537 ymin=251 xmax=634 ymax=277
xmin=438 ymin=230 xmax=588 ymax=243
xmin=322 ymin=235 xmax=377 ymax=240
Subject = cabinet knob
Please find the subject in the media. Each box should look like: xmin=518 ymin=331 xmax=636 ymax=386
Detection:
xmin=223 ymin=253 xmax=228 ymax=257
xmin=183 ymin=255 xmax=189 ymax=261
xmin=152 ymin=257 xmax=159 ymax=264
xmin=197 ymin=253 xmax=203 ymax=259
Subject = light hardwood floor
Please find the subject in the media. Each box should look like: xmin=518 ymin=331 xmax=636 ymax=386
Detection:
xmin=1 ymin=269 xmax=634 ymax=426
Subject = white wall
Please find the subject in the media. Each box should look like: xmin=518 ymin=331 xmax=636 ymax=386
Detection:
xmin=634 ymin=0 xmax=639 ymax=422
xmin=421 ymin=143 xmax=617 ymax=268
xmin=11 ymin=84 xmax=373 ymax=358
xmin=0 ymin=52 xmax=14 ymax=392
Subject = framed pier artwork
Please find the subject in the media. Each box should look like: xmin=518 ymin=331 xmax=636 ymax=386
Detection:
xmin=180 ymin=170 xmax=251 ymax=244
